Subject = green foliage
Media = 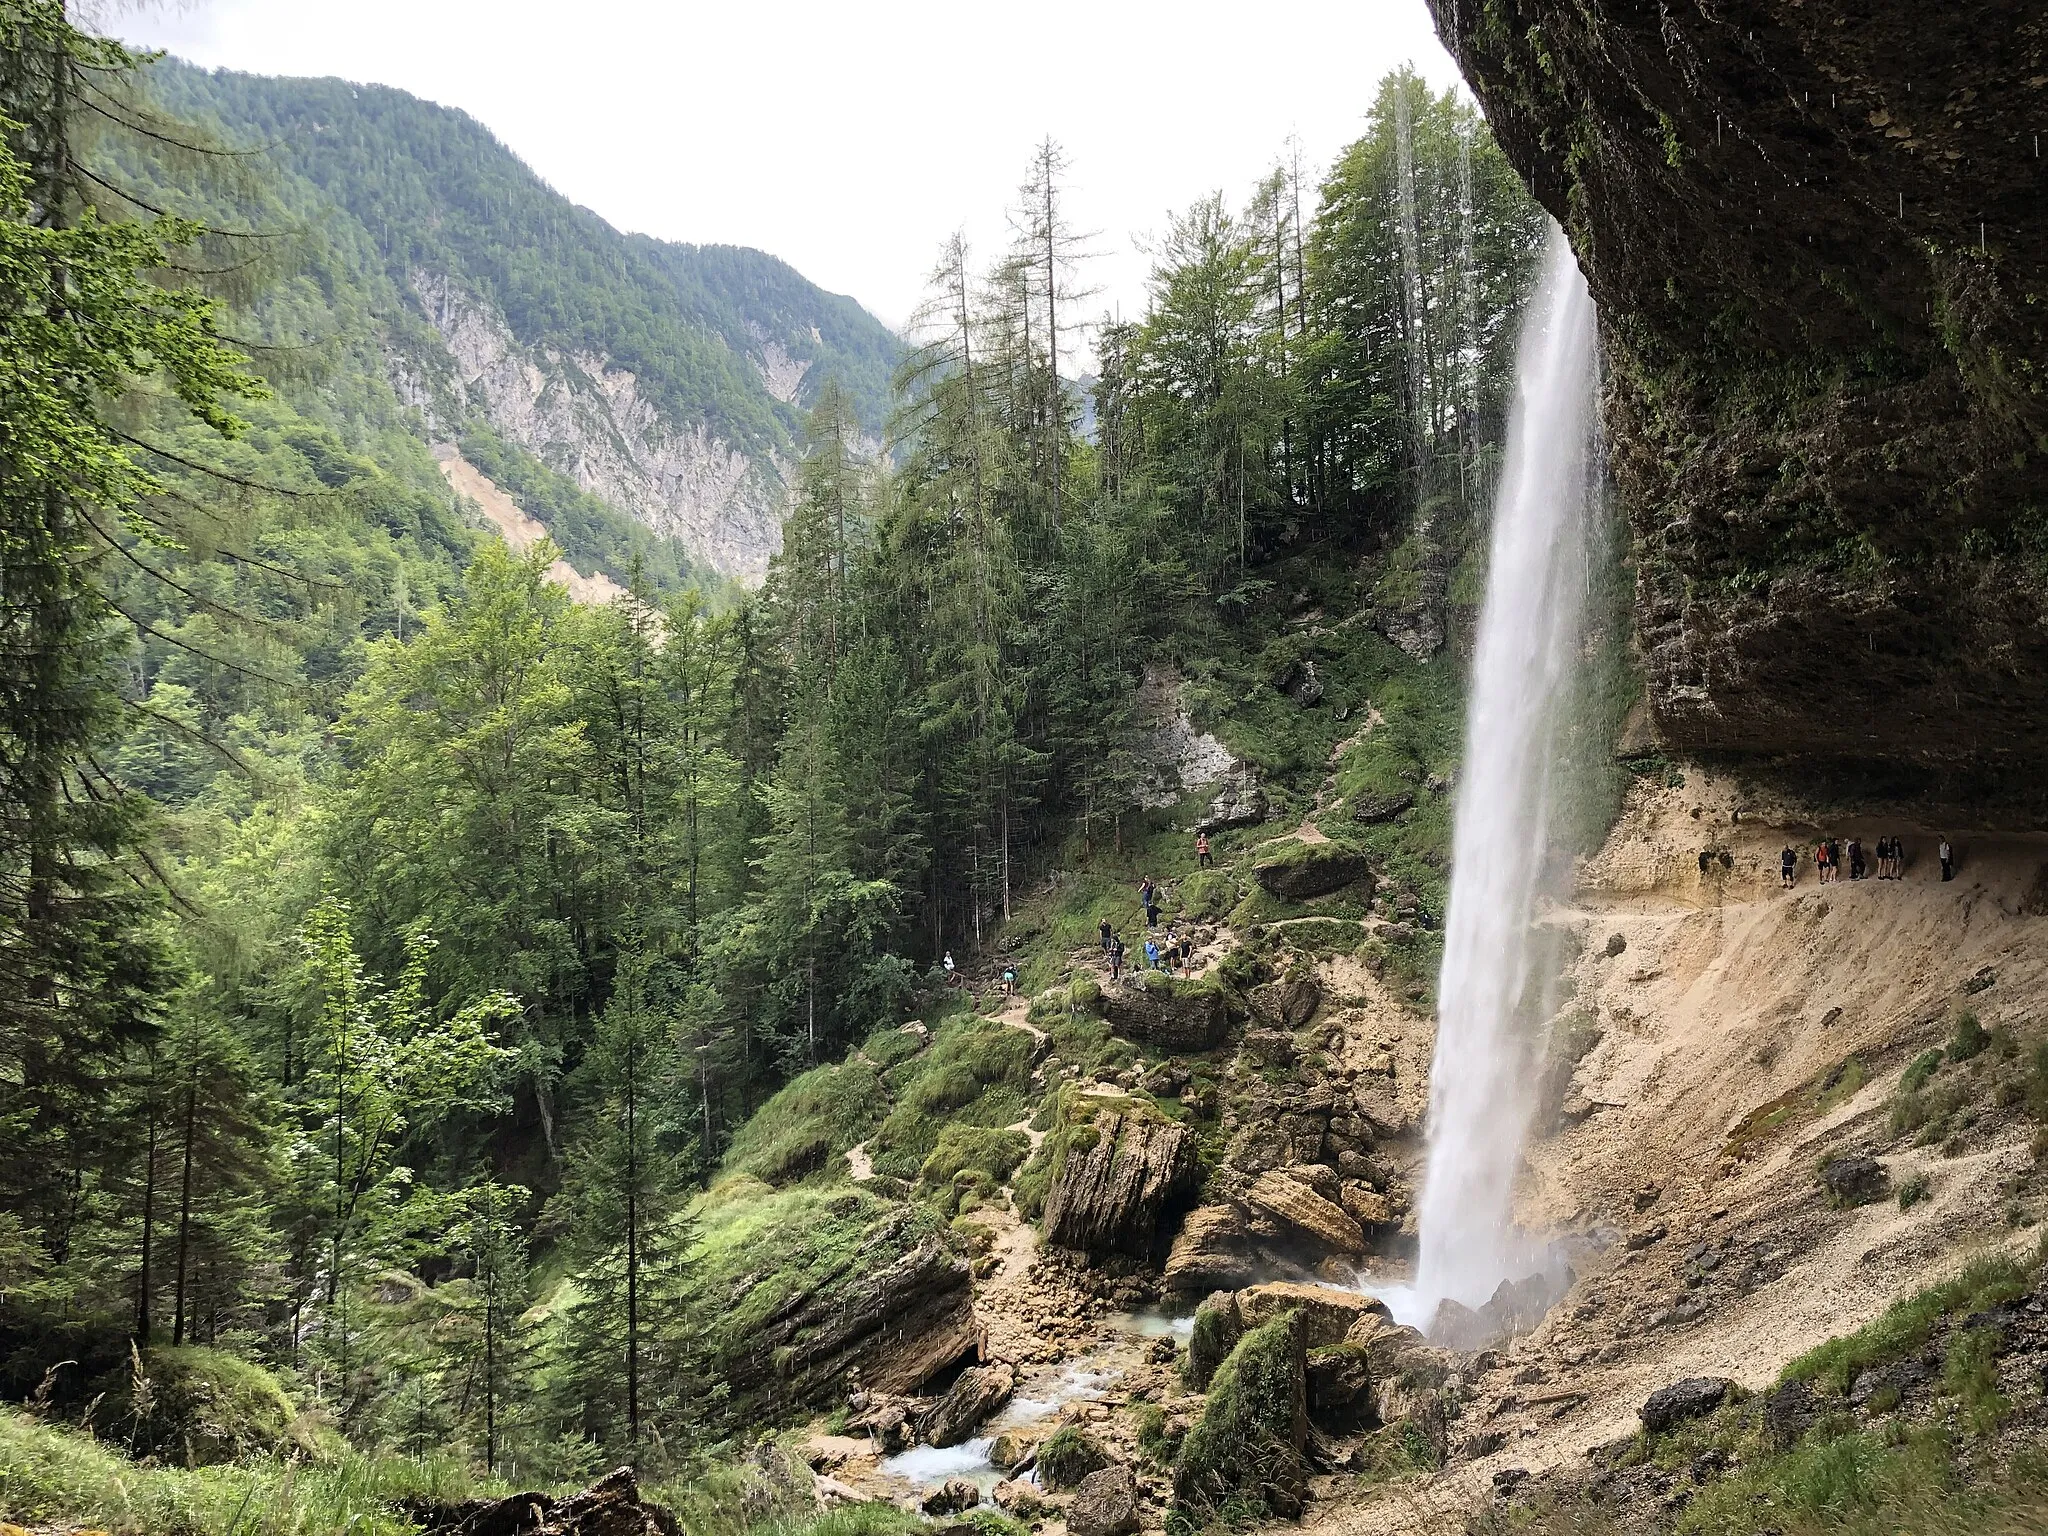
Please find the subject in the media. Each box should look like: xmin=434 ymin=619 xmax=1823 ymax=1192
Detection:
xmin=1898 ymin=1173 xmax=1932 ymax=1210
xmin=1036 ymin=1424 xmax=1108 ymax=1489
xmin=106 ymin=1345 xmax=296 ymax=1466
xmin=1902 ymin=1048 xmax=1947 ymax=1094
xmin=1948 ymin=1012 xmax=1989 ymax=1063
xmin=867 ymin=1019 xmax=1037 ymax=1181
xmin=1184 ymin=1299 xmax=1242 ymax=1391
xmin=1780 ymin=1254 xmax=2029 ymax=1393
xmin=919 ymin=1125 xmax=1030 ymax=1190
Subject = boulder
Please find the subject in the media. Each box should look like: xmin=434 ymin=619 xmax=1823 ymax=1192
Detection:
xmin=1428 ymin=1298 xmax=1497 ymax=1351
xmin=992 ymin=1479 xmax=1044 ymax=1516
xmin=1100 ymin=973 xmax=1232 ymax=1051
xmin=1068 ymin=1465 xmax=1141 ymax=1536
xmin=1246 ymin=1170 xmax=1366 ymax=1254
xmin=1163 ymin=1205 xmax=1260 ymax=1293
xmin=1338 ymin=1181 xmax=1394 ymax=1227
xmin=919 ymin=1363 xmax=1015 ymax=1448
xmin=1350 ymin=790 xmax=1414 ymax=824
xmin=1253 ymin=844 xmax=1373 ymax=902
xmin=1240 ymin=1028 xmax=1297 ymax=1067
xmin=723 ymin=1213 xmax=975 ymax=1404
xmin=1305 ymin=1345 xmax=1376 ymax=1431
xmin=1043 ymin=1110 xmax=1197 ymax=1256
xmin=1173 ymin=1308 xmax=1310 ymax=1521
xmin=1186 ymin=1292 xmax=1245 ymax=1391
xmin=1819 ymin=1155 xmax=1889 ymax=1206
xmin=1250 ymin=974 xmax=1323 ymax=1029
xmin=920 ymin=1479 xmax=981 ymax=1515
xmin=1639 ymin=1377 xmax=1735 ymax=1435
xmin=1761 ymin=1378 xmax=1820 ymax=1448
xmin=1235 ymin=1281 xmax=1390 ymax=1348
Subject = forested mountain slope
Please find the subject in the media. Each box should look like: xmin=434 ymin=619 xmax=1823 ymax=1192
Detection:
xmin=147 ymin=59 xmax=903 ymax=581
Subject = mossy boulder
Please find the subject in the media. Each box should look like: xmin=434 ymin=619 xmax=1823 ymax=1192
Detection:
xmin=1038 ymin=1424 xmax=1110 ymax=1489
xmin=1172 ymin=1308 xmax=1310 ymax=1521
xmin=114 ymin=1345 xmax=296 ymax=1466
xmin=1040 ymin=1100 xmax=1197 ymax=1257
xmin=1184 ymin=1292 xmax=1244 ymax=1391
xmin=1252 ymin=840 xmax=1373 ymax=901
xmin=1099 ymin=971 xmax=1231 ymax=1052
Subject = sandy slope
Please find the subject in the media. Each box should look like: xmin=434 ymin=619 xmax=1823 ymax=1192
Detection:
xmin=434 ymin=446 xmax=627 ymax=606
xmin=1306 ymin=769 xmax=2048 ymax=1532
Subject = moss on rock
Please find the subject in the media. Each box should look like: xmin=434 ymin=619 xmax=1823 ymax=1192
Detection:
xmin=1172 ymin=1308 xmax=1310 ymax=1522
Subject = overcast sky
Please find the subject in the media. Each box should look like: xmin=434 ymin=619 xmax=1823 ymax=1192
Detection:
xmin=117 ymin=1 xmax=1463 ymax=342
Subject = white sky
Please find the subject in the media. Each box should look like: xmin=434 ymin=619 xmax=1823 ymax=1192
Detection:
xmin=118 ymin=1 xmax=1463 ymax=344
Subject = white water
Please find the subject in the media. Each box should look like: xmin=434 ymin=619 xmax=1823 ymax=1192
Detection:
xmin=1411 ymin=225 xmax=1600 ymax=1321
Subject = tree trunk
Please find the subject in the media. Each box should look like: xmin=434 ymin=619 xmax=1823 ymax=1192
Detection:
xmin=172 ymin=1070 xmax=197 ymax=1346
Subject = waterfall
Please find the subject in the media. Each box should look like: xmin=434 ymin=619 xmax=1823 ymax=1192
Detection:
xmin=1411 ymin=224 xmax=1599 ymax=1319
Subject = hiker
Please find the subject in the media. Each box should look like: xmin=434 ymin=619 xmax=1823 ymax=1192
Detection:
xmin=1877 ymin=835 xmax=1896 ymax=879
xmin=942 ymin=950 xmax=956 ymax=984
xmin=1144 ymin=937 xmax=1160 ymax=970
xmin=1139 ymin=876 xmax=1159 ymax=928
xmin=1940 ymin=838 xmax=1955 ymax=881
xmin=1001 ymin=965 xmax=1017 ymax=998
xmin=1109 ymin=934 xmax=1125 ymax=981
xmin=1826 ymin=838 xmax=1842 ymax=883
xmin=1196 ymin=831 xmax=1212 ymax=869
xmin=1698 ymin=848 xmax=1713 ymax=877
xmin=1781 ymin=846 xmax=1797 ymax=888
xmin=1099 ymin=918 xmax=1113 ymax=953
xmin=1815 ymin=841 xmax=1831 ymax=884
xmin=1848 ymin=838 xmax=1865 ymax=881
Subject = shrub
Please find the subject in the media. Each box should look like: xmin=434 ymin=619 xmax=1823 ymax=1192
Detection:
xmin=1135 ymin=1403 xmax=1178 ymax=1466
xmin=1900 ymin=1049 xmax=1945 ymax=1095
xmin=1943 ymin=1327 xmax=2009 ymax=1436
xmin=1948 ymin=1012 xmax=1989 ymax=1063
xmin=1897 ymin=1173 xmax=1931 ymax=1210
xmin=1036 ymin=1425 xmax=1107 ymax=1489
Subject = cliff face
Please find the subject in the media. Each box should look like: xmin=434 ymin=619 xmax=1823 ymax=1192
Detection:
xmin=1428 ymin=0 xmax=2048 ymax=799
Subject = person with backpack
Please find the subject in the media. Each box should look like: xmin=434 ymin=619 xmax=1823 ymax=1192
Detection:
xmin=1195 ymin=832 xmax=1212 ymax=869
xmin=1781 ymin=846 xmax=1797 ymax=888
xmin=1109 ymin=934 xmax=1125 ymax=981
xmin=1000 ymin=965 xmax=1017 ymax=998
xmin=1139 ymin=876 xmax=1159 ymax=928
xmin=1815 ymin=841 xmax=1830 ymax=885
xmin=1848 ymin=838 xmax=1865 ymax=881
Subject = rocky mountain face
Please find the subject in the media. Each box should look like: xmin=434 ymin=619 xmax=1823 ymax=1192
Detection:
xmin=151 ymin=63 xmax=902 ymax=584
xmin=1427 ymin=0 xmax=2048 ymax=800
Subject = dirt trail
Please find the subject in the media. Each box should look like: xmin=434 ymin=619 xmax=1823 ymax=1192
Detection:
xmin=1305 ymin=771 xmax=2048 ymax=1532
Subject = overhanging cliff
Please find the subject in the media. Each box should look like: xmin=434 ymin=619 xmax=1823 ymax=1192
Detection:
xmin=1428 ymin=0 xmax=2048 ymax=800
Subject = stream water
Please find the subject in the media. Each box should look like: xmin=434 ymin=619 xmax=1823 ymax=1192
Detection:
xmin=1411 ymin=224 xmax=1600 ymax=1322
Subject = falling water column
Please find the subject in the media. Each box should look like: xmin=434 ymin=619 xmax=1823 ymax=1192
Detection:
xmin=1412 ymin=225 xmax=1600 ymax=1320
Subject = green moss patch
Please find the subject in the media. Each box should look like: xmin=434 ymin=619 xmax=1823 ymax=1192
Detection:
xmin=1171 ymin=1308 xmax=1308 ymax=1523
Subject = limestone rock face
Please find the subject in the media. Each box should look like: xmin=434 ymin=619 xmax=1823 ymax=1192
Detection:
xmin=1163 ymin=1204 xmax=1261 ymax=1293
xmin=723 ymin=1213 xmax=975 ymax=1404
xmin=1067 ymin=1465 xmax=1141 ymax=1536
xmin=1246 ymin=1170 xmax=1366 ymax=1255
xmin=1253 ymin=846 xmax=1373 ymax=902
xmin=1043 ymin=1111 xmax=1198 ymax=1256
xmin=1235 ymin=1281 xmax=1390 ymax=1348
xmin=1099 ymin=975 xmax=1231 ymax=1051
xmin=1427 ymin=0 xmax=2048 ymax=796
xmin=919 ymin=1363 xmax=1015 ymax=1448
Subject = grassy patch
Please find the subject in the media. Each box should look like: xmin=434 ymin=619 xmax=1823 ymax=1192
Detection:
xmin=1171 ymin=1308 xmax=1307 ymax=1524
xmin=868 ymin=1017 xmax=1038 ymax=1181
xmin=1721 ymin=1054 xmax=1871 ymax=1166
xmin=721 ymin=1061 xmax=889 ymax=1186
xmin=1780 ymin=1253 xmax=2030 ymax=1394
xmin=0 ymin=1406 xmax=480 ymax=1535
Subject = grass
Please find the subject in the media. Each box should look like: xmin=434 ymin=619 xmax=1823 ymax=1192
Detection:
xmin=0 ymin=1405 xmax=482 ymax=1535
xmin=1779 ymin=1252 xmax=2030 ymax=1394
xmin=1036 ymin=1425 xmax=1107 ymax=1489
xmin=1171 ymin=1309 xmax=1307 ymax=1524
xmin=721 ymin=1060 xmax=889 ymax=1186
xmin=867 ymin=1016 xmax=1038 ymax=1181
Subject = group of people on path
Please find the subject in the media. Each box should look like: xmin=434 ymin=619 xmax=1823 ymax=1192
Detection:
xmin=1781 ymin=834 xmax=1955 ymax=887
xmin=1100 ymin=915 xmax=1199 ymax=981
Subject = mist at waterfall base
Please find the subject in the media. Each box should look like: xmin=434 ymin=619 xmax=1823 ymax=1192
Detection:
xmin=1380 ymin=226 xmax=1601 ymax=1332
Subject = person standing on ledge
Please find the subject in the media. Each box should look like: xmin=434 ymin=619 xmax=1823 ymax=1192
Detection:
xmin=1940 ymin=838 xmax=1955 ymax=881
xmin=1109 ymin=933 xmax=1125 ymax=981
xmin=1098 ymin=917 xmax=1113 ymax=953
xmin=1781 ymin=845 xmax=1797 ymax=888
xmin=1195 ymin=831 xmax=1212 ymax=868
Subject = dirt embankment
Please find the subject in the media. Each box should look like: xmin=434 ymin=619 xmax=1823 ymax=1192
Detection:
xmin=434 ymin=446 xmax=627 ymax=606
xmin=1309 ymin=769 xmax=2048 ymax=1532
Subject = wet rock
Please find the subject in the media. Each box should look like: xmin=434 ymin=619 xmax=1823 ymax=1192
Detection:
xmin=1253 ymin=844 xmax=1374 ymax=902
xmin=1068 ymin=1465 xmax=1141 ymax=1536
xmin=1338 ymin=1181 xmax=1394 ymax=1227
xmin=920 ymin=1363 xmax=1015 ymax=1448
xmin=1250 ymin=974 xmax=1323 ymax=1029
xmin=1640 ymin=1377 xmax=1735 ymax=1435
xmin=1236 ymin=1280 xmax=1390 ymax=1348
xmin=988 ymin=1429 xmax=1039 ymax=1472
xmin=1246 ymin=1170 xmax=1366 ymax=1254
xmin=1100 ymin=973 xmax=1232 ymax=1051
xmin=1429 ymin=1298 xmax=1497 ymax=1352
xmin=1163 ymin=1204 xmax=1260 ymax=1293
xmin=920 ymin=1479 xmax=981 ymax=1515
xmin=1819 ymin=1155 xmax=1889 ymax=1207
xmin=1043 ymin=1109 xmax=1198 ymax=1257
xmin=1305 ymin=1345 xmax=1375 ymax=1431
xmin=1174 ymin=1308 xmax=1310 ymax=1521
